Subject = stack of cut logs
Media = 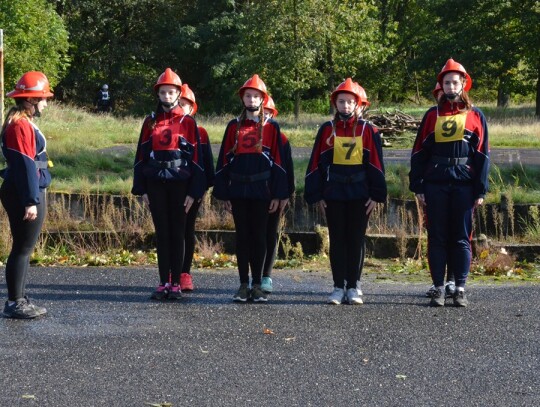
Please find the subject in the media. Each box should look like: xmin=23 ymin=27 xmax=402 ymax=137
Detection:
xmin=365 ymin=109 xmax=421 ymax=146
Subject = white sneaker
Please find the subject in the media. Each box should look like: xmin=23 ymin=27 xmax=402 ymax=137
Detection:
xmin=327 ymin=288 xmax=345 ymax=305
xmin=346 ymin=288 xmax=363 ymax=305
xmin=357 ymin=282 xmax=363 ymax=296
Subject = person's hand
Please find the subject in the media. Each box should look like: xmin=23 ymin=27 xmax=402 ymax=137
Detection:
xmin=279 ymin=198 xmax=289 ymax=211
xmin=415 ymin=193 xmax=426 ymax=207
xmin=269 ymin=199 xmax=279 ymax=213
xmin=474 ymin=197 xmax=484 ymax=208
xmin=365 ymin=198 xmax=377 ymax=215
xmin=142 ymin=194 xmax=149 ymax=206
xmin=318 ymin=199 xmax=327 ymax=212
xmin=184 ymin=195 xmax=195 ymax=213
xmin=23 ymin=205 xmax=38 ymax=221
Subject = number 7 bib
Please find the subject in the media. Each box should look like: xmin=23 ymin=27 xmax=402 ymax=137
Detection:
xmin=434 ymin=113 xmax=467 ymax=143
xmin=333 ymin=136 xmax=363 ymax=165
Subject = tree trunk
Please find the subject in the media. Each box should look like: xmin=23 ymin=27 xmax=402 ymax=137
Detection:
xmin=294 ymin=89 xmax=300 ymax=121
xmin=536 ymin=64 xmax=540 ymax=118
xmin=497 ymin=86 xmax=510 ymax=108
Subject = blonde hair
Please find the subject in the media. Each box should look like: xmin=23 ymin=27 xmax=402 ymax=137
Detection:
xmin=1 ymin=101 xmax=33 ymax=138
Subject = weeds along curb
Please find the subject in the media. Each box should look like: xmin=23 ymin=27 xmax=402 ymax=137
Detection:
xmin=39 ymin=230 xmax=540 ymax=263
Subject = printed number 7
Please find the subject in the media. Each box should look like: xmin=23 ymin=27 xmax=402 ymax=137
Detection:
xmin=343 ymin=142 xmax=356 ymax=160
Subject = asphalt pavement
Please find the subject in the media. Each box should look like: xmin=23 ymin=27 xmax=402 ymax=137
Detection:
xmin=1 ymin=267 xmax=539 ymax=407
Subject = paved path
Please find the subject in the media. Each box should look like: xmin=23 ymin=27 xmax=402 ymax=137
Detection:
xmin=1 ymin=267 xmax=539 ymax=406
xmin=210 ymin=146 xmax=540 ymax=166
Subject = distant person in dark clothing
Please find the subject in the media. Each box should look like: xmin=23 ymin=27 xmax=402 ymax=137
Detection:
xmin=95 ymin=84 xmax=113 ymax=113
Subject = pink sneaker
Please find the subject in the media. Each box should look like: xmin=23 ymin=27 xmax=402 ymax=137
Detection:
xmin=180 ymin=273 xmax=194 ymax=291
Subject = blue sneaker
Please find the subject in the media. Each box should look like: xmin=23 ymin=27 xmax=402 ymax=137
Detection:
xmin=260 ymin=277 xmax=273 ymax=293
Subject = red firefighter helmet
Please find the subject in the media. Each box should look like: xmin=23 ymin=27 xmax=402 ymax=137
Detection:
xmin=7 ymin=71 xmax=54 ymax=98
xmin=432 ymin=82 xmax=443 ymax=99
xmin=354 ymin=82 xmax=370 ymax=106
xmin=154 ymin=68 xmax=182 ymax=92
xmin=437 ymin=59 xmax=472 ymax=92
xmin=238 ymin=74 xmax=269 ymax=103
xmin=263 ymin=95 xmax=278 ymax=117
xmin=330 ymin=78 xmax=361 ymax=106
xmin=180 ymin=84 xmax=198 ymax=115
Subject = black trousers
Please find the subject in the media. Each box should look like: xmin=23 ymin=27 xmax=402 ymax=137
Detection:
xmin=231 ymin=199 xmax=270 ymax=285
xmin=0 ymin=183 xmax=46 ymax=301
xmin=147 ymin=180 xmax=188 ymax=285
xmin=262 ymin=208 xmax=281 ymax=278
xmin=325 ymin=199 xmax=369 ymax=290
xmin=182 ymin=199 xmax=202 ymax=275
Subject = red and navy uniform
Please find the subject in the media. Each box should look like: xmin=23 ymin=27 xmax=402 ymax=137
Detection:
xmin=304 ymin=117 xmax=386 ymax=204
xmin=131 ymin=105 xmax=205 ymax=199
xmin=1 ymin=117 xmax=51 ymax=301
xmin=263 ymin=131 xmax=295 ymax=279
xmin=409 ymin=101 xmax=490 ymax=288
xmin=305 ymin=116 xmax=386 ymax=290
xmin=213 ymin=117 xmax=288 ymax=286
xmin=197 ymin=125 xmax=215 ymax=189
xmin=182 ymin=124 xmax=215 ymax=276
xmin=213 ymin=117 xmax=288 ymax=201
xmin=1 ymin=119 xmax=51 ymax=205
xmin=131 ymin=105 xmax=205 ymax=286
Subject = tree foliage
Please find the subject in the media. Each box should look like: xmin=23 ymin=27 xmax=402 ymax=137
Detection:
xmin=0 ymin=0 xmax=69 ymax=90
xmin=2 ymin=0 xmax=536 ymax=115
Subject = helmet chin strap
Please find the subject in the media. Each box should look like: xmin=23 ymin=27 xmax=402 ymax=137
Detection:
xmin=159 ymin=93 xmax=180 ymax=109
xmin=445 ymin=81 xmax=464 ymax=101
xmin=339 ymin=111 xmax=354 ymax=120
xmin=24 ymin=99 xmax=41 ymax=117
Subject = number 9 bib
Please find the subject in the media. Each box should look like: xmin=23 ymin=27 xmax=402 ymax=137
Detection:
xmin=434 ymin=113 xmax=467 ymax=143
xmin=333 ymin=136 xmax=363 ymax=165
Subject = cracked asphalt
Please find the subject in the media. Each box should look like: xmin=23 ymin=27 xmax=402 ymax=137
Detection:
xmin=1 ymin=267 xmax=539 ymax=406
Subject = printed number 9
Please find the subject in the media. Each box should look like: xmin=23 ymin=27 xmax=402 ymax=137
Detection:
xmin=442 ymin=120 xmax=457 ymax=138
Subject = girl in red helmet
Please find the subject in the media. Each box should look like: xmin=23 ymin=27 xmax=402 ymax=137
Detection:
xmin=305 ymin=78 xmax=387 ymax=305
xmin=213 ymin=74 xmax=288 ymax=302
xmin=1 ymin=71 xmax=54 ymax=319
xmin=132 ymin=68 xmax=206 ymax=300
xmin=177 ymin=83 xmax=215 ymax=291
xmin=260 ymin=96 xmax=295 ymax=294
xmin=409 ymin=59 xmax=490 ymax=307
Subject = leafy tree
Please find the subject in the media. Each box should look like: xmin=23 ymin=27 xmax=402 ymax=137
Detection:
xmin=0 ymin=0 xmax=69 ymax=91
xmin=236 ymin=0 xmax=385 ymax=118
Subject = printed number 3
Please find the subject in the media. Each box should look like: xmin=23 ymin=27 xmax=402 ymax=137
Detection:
xmin=442 ymin=120 xmax=457 ymax=138
xmin=343 ymin=142 xmax=356 ymax=159
xmin=242 ymin=134 xmax=258 ymax=148
xmin=159 ymin=129 xmax=172 ymax=146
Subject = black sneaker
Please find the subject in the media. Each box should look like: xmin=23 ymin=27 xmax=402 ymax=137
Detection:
xmin=426 ymin=285 xmax=437 ymax=298
xmin=429 ymin=288 xmax=445 ymax=307
xmin=445 ymin=281 xmax=456 ymax=298
xmin=3 ymin=299 xmax=41 ymax=319
xmin=453 ymin=290 xmax=468 ymax=307
xmin=23 ymin=296 xmax=47 ymax=316
xmin=150 ymin=284 xmax=170 ymax=300
xmin=251 ymin=285 xmax=268 ymax=303
xmin=233 ymin=284 xmax=250 ymax=302
xmin=168 ymin=285 xmax=182 ymax=300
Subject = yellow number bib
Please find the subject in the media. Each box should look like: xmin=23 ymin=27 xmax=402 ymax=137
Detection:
xmin=434 ymin=113 xmax=466 ymax=143
xmin=333 ymin=136 xmax=363 ymax=165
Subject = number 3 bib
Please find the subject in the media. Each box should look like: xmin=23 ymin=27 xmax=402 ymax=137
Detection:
xmin=434 ymin=112 xmax=467 ymax=143
xmin=333 ymin=136 xmax=363 ymax=165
